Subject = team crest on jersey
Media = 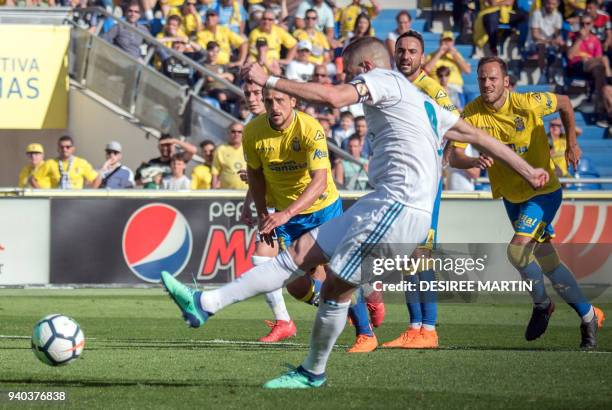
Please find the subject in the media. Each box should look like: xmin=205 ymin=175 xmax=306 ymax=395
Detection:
xmin=532 ymin=92 xmax=542 ymax=102
xmin=314 ymin=130 xmax=324 ymax=141
xmin=514 ymin=116 xmax=525 ymax=131
xmin=292 ymin=138 xmax=300 ymax=152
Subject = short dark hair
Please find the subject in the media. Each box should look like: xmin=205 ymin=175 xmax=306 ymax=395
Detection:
xmin=171 ymin=153 xmax=187 ymax=163
xmin=354 ymin=115 xmax=366 ymax=123
xmin=167 ymin=14 xmax=182 ymax=25
xmin=586 ymin=0 xmax=598 ymax=6
xmin=58 ymin=135 xmax=73 ymax=145
xmin=395 ymin=30 xmax=424 ymax=53
xmin=436 ymin=65 xmax=451 ymax=77
xmin=396 ymin=10 xmax=412 ymax=22
xmin=206 ymin=41 xmax=220 ymax=50
xmin=348 ymin=134 xmax=361 ymax=143
xmin=477 ymin=56 xmax=508 ymax=76
xmin=160 ymin=133 xmax=173 ymax=141
xmin=340 ymin=111 xmax=354 ymax=120
xmin=305 ymin=8 xmax=317 ymax=16
xmin=200 ymin=139 xmax=215 ymax=148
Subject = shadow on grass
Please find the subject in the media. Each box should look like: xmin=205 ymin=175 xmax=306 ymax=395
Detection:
xmin=0 ymin=378 xmax=249 ymax=389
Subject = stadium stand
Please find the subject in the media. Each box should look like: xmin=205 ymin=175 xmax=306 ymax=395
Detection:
xmin=1 ymin=0 xmax=611 ymax=191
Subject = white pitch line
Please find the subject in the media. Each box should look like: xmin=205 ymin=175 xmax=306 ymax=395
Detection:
xmin=3 ymin=335 xmax=610 ymax=353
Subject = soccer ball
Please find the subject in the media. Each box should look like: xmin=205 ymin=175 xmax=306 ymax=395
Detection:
xmin=31 ymin=314 xmax=85 ymax=366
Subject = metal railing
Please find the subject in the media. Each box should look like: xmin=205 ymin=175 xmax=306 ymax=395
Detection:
xmin=67 ymin=6 xmax=243 ymax=143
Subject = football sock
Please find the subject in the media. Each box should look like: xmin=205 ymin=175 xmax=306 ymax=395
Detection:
xmin=544 ymin=263 xmax=592 ymax=317
xmin=253 ymin=256 xmax=291 ymax=322
xmin=348 ymin=290 xmax=373 ymax=336
xmin=264 ymin=289 xmax=291 ymax=322
xmin=300 ymin=277 xmax=322 ymax=306
xmin=420 ymin=269 xmax=437 ymax=328
xmin=302 ymin=299 xmax=350 ymax=375
xmin=404 ymin=273 xmax=422 ymax=325
xmin=518 ymin=261 xmax=550 ymax=309
xmin=201 ymin=251 xmax=304 ymax=314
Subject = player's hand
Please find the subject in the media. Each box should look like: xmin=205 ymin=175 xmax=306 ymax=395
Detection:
xmin=528 ymin=168 xmax=549 ymax=190
xmin=237 ymin=169 xmax=248 ymax=183
xmin=240 ymin=204 xmax=255 ymax=228
xmin=259 ymin=211 xmax=291 ymax=235
xmin=241 ymin=63 xmax=269 ymax=87
xmin=565 ymin=143 xmax=581 ymax=173
xmin=476 ymin=154 xmax=494 ymax=169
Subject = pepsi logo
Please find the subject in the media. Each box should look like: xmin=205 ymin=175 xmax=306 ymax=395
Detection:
xmin=122 ymin=203 xmax=193 ymax=283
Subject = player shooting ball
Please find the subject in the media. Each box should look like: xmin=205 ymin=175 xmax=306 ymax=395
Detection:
xmin=161 ymin=36 xmax=550 ymax=389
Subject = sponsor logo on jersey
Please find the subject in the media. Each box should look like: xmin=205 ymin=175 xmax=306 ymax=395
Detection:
xmin=268 ymin=160 xmax=308 ymax=172
xmin=122 ymin=203 xmax=193 ymax=283
xmin=313 ymin=149 xmax=327 ymax=159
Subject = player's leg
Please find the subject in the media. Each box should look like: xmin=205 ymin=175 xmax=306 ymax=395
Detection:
xmin=254 ymin=240 xmax=297 ymax=343
xmin=160 ymin=232 xmax=328 ymax=328
xmin=346 ymin=285 xmax=378 ymax=353
xmin=286 ymin=265 xmax=325 ymax=306
xmin=530 ymin=190 xmax=605 ymax=348
xmin=504 ymin=194 xmax=554 ymax=341
xmin=263 ymin=192 xmax=431 ymax=388
xmin=264 ymin=274 xmax=356 ymax=389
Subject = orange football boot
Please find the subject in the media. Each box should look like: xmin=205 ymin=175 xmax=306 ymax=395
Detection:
xmin=401 ymin=328 xmax=439 ymax=349
xmin=381 ymin=327 xmax=421 ymax=348
xmin=594 ymin=306 xmax=605 ymax=328
xmin=347 ymin=334 xmax=378 ymax=353
xmin=258 ymin=320 xmax=297 ymax=343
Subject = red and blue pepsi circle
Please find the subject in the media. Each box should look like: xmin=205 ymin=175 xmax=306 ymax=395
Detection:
xmin=122 ymin=203 xmax=193 ymax=283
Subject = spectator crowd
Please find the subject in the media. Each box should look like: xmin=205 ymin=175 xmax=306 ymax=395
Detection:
xmin=7 ymin=0 xmax=612 ymax=190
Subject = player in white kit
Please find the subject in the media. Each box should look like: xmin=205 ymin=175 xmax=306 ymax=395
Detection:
xmin=161 ymin=37 xmax=549 ymax=389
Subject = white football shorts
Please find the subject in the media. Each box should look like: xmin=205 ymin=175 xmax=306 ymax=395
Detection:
xmin=310 ymin=189 xmax=431 ymax=285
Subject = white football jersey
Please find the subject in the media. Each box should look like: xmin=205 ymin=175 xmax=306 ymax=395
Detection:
xmin=351 ymin=68 xmax=459 ymax=213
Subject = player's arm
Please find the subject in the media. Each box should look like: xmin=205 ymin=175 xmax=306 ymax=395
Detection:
xmin=240 ymin=63 xmax=359 ymax=108
xmin=445 ymin=119 xmax=549 ymax=189
xmin=449 ymin=144 xmax=494 ymax=170
xmin=259 ymin=168 xmax=328 ymax=235
xmin=246 ymin=167 xmax=267 ymax=218
xmin=555 ymin=94 xmax=581 ymax=170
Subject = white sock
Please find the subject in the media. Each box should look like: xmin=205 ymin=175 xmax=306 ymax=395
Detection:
xmin=265 ymin=289 xmax=291 ymax=322
xmin=301 ymin=299 xmax=350 ymax=375
xmin=253 ymin=255 xmax=291 ymax=322
xmin=201 ymin=251 xmax=304 ymax=314
xmin=581 ymin=306 xmax=595 ymax=324
xmin=410 ymin=322 xmax=422 ymax=329
xmin=422 ymin=324 xmax=436 ymax=331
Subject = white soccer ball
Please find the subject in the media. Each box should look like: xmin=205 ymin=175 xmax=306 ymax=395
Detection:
xmin=31 ymin=314 xmax=85 ymax=366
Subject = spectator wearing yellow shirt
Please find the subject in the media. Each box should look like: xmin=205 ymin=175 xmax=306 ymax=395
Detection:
xmin=423 ymin=31 xmax=471 ymax=95
xmin=196 ymin=9 xmax=247 ymax=67
xmin=212 ymin=122 xmax=248 ymax=189
xmin=293 ymin=8 xmax=331 ymax=65
xmin=191 ymin=140 xmax=215 ymax=189
xmin=168 ymin=0 xmax=203 ymax=37
xmin=339 ymin=0 xmax=380 ymax=40
xmin=248 ymin=10 xmax=297 ymax=65
xmin=156 ymin=15 xmax=188 ymax=48
xmin=45 ymin=136 xmax=101 ymax=189
xmin=342 ymin=12 xmax=374 ymax=46
xmin=18 ymin=143 xmax=51 ymax=189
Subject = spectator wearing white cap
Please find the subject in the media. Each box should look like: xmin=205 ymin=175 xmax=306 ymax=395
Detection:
xmin=18 ymin=143 xmax=51 ymax=189
xmin=285 ymin=40 xmax=315 ymax=82
xmin=99 ymin=141 xmax=135 ymax=189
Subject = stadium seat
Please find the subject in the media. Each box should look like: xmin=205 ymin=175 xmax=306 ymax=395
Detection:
xmin=515 ymin=84 xmax=555 ymax=93
xmin=567 ymin=156 xmax=602 ymax=190
xmin=579 ymin=126 xmax=608 ymax=140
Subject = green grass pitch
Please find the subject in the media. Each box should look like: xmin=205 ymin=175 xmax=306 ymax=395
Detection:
xmin=0 ymin=289 xmax=610 ymax=409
